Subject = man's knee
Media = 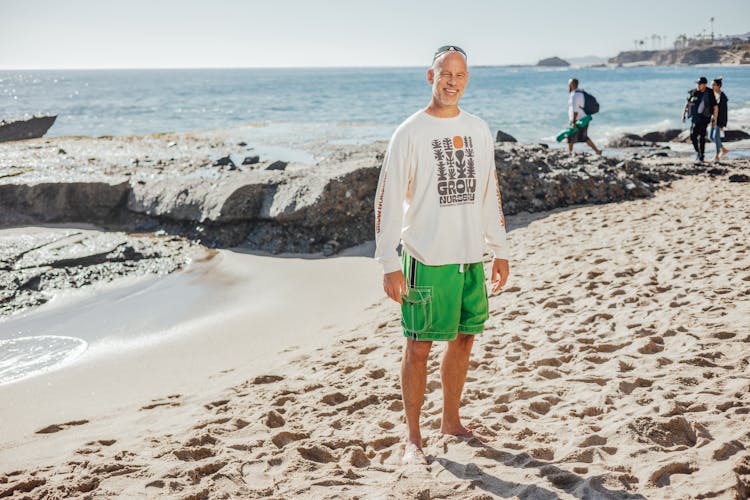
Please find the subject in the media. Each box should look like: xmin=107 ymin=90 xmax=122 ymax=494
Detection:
xmin=404 ymin=340 xmax=432 ymax=365
xmin=449 ymin=333 xmax=475 ymax=354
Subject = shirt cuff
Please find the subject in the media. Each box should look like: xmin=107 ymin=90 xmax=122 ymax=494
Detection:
xmin=380 ymin=258 xmax=402 ymax=274
xmin=492 ymin=248 xmax=510 ymax=261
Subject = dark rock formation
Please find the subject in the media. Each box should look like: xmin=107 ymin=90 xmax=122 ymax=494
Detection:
xmin=212 ymin=155 xmax=236 ymax=169
xmin=608 ymin=134 xmax=651 ymax=148
xmin=0 ymin=115 xmax=57 ymax=143
xmin=242 ymin=155 xmax=260 ymax=165
xmin=729 ymin=174 xmax=749 ymax=183
xmin=0 ymin=229 xmax=197 ymax=315
xmin=0 ymin=182 xmax=130 ymax=226
xmin=641 ymin=129 xmax=683 ymax=142
xmin=671 ymin=129 xmax=750 ymax=143
xmin=537 ymin=57 xmax=570 ymax=67
xmin=724 ymin=130 xmax=750 ymax=142
xmin=265 ymin=160 xmax=288 ymax=171
xmin=2 ymin=133 xmax=746 ymax=257
xmin=493 ymin=144 xmax=658 ymax=215
xmin=495 ymin=130 xmax=517 ymax=143
xmin=610 ymin=130 xmax=683 ymax=148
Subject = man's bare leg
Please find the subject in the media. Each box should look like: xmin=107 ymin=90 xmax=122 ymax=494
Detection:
xmin=401 ymin=338 xmax=432 ymax=464
xmin=440 ymin=333 xmax=481 ymax=438
xmin=586 ymin=138 xmax=602 ymax=155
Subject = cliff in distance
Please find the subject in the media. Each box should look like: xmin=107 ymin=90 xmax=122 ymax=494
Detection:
xmin=609 ymin=43 xmax=750 ymax=66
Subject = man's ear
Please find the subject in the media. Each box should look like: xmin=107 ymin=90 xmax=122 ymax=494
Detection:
xmin=427 ymin=68 xmax=435 ymax=85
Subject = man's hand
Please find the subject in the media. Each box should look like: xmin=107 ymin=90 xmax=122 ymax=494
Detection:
xmin=490 ymin=258 xmax=509 ymax=294
xmin=384 ymin=270 xmax=406 ymax=304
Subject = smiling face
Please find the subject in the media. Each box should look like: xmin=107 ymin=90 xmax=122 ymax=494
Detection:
xmin=426 ymin=51 xmax=468 ymax=116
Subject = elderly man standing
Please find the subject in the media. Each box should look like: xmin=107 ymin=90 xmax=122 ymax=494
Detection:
xmin=373 ymin=45 xmax=510 ymax=465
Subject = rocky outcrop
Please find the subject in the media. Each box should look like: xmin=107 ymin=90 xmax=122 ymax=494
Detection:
xmin=0 ymin=181 xmax=130 ymax=225
xmin=0 ymin=229 xmax=198 ymax=315
xmin=611 ymin=128 xmax=749 ymax=148
xmin=537 ymin=57 xmax=570 ymax=67
xmin=1 ymin=133 xmax=740 ymax=256
xmin=494 ymin=144 xmax=657 ymax=214
xmin=608 ymin=129 xmax=683 ymax=148
xmin=609 ymin=43 xmax=750 ymax=66
xmin=724 ymin=130 xmax=750 ymax=142
xmin=642 ymin=129 xmax=683 ymax=142
xmin=671 ymin=128 xmax=750 ymax=144
xmin=495 ymin=130 xmax=517 ymax=143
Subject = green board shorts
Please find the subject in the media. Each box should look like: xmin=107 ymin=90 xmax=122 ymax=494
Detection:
xmin=401 ymin=251 xmax=489 ymax=341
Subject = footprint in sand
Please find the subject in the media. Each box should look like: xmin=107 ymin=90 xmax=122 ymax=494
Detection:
xmin=297 ymin=444 xmax=337 ymax=463
xmin=173 ymin=447 xmax=216 ymax=461
xmin=713 ymin=440 xmax=745 ymax=461
xmin=264 ymin=410 xmax=285 ymax=428
xmin=637 ymin=337 xmax=664 ymax=354
xmin=271 ymin=431 xmax=309 ymax=449
xmin=204 ymin=399 xmax=230 ymax=411
xmin=649 ymin=462 xmax=697 ymax=487
xmin=240 ymin=461 xmax=275 ymax=493
xmin=321 ymin=392 xmax=348 ymax=406
xmin=36 ymin=419 xmax=89 ymax=434
xmin=140 ymin=394 xmax=182 ymax=411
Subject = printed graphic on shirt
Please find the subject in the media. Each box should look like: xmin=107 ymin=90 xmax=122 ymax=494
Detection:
xmin=374 ymin=168 xmax=387 ymax=234
xmin=432 ymin=135 xmax=476 ymax=207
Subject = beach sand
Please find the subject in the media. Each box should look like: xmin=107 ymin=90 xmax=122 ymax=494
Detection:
xmin=1 ymin=174 xmax=749 ymax=499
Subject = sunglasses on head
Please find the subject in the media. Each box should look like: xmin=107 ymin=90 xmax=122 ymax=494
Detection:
xmin=433 ymin=45 xmax=467 ymax=63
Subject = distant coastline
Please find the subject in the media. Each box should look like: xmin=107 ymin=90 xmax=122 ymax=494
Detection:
xmin=608 ymin=42 xmax=750 ymax=67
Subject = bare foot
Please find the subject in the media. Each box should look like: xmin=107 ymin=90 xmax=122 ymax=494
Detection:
xmin=402 ymin=442 xmax=429 ymax=465
xmin=595 ymin=148 xmax=603 ymax=155
xmin=441 ymin=425 xmax=490 ymax=443
xmin=721 ymin=147 xmax=729 ymax=157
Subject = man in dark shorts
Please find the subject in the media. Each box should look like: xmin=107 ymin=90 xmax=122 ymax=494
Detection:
xmin=374 ymin=45 xmax=510 ymax=465
xmin=567 ymin=78 xmax=602 ymax=155
xmin=682 ymin=76 xmax=711 ymax=163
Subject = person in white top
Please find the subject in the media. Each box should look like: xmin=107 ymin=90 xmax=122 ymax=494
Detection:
xmin=567 ymin=78 xmax=602 ymax=155
xmin=373 ymin=45 xmax=510 ymax=465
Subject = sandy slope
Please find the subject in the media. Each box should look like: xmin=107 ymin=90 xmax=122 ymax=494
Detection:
xmin=1 ymin=175 xmax=749 ymax=499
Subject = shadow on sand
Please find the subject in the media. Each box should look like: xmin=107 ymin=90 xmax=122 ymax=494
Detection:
xmin=432 ymin=440 xmax=646 ymax=499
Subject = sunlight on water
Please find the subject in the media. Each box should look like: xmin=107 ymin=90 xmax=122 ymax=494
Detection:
xmin=0 ymin=335 xmax=87 ymax=385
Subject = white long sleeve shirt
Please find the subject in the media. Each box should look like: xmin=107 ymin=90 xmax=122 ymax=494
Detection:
xmin=374 ymin=109 xmax=509 ymax=274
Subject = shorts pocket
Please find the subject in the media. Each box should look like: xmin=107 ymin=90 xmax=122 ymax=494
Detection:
xmin=401 ymin=286 xmax=433 ymax=336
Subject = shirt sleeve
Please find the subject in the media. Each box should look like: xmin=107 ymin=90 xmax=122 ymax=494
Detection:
xmin=374 ymin=129 xmax=411 ymax=274
xmin=480 ymin=125 xmax=510 ymax=261
xmin=568 ymin=92 xmax=575 ymax=120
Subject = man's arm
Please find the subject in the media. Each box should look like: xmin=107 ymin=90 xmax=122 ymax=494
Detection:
xmin=481 ymin=126 xmax=510 ymax=293
xmin=374 ymin=130 xmax=410 ymax=302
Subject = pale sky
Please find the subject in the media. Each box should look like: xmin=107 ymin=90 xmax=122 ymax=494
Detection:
xmin=1 ymin=0 xmax=748 ymax=69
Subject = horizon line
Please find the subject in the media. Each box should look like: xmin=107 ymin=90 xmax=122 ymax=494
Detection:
xmin=0 ymin=61 xmax=613 ymax=72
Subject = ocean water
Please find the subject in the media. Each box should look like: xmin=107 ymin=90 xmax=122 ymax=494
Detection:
xmin=1 ymin=66 xmax=749 ymax=150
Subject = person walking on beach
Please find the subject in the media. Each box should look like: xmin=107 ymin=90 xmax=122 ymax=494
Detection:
xmin=707 ymin=77 xmax=729 ymax=162
xmin=567 ymin=78 xmax=602 ymax=155
xmin=682 ymin=76 xmax=711 ymax=163
xmin=374 ymin=45 xmax=510 ymax=465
